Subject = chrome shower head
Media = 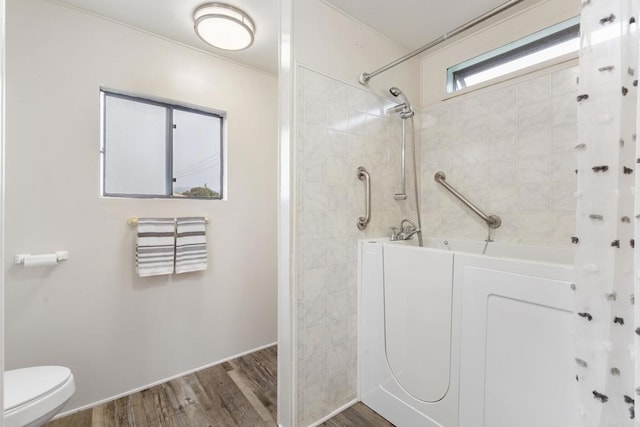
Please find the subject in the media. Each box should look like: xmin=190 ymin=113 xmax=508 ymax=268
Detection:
xmin=388 ymin=86 xmax=414 ymax=118
xmin=389 ymin=87 xmax=409 ymax=105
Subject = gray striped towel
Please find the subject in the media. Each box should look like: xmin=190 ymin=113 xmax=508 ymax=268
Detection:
xmin=136 ymin=218 xmax=176 ymax=277
xmin=175 ymin=217 xmax=208 ymax=274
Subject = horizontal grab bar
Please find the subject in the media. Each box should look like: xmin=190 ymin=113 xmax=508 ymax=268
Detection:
xmin=434 ymin=171 xmax=501 ymax=229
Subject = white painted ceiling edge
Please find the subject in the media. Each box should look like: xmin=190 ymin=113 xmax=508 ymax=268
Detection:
xmin=323 ymin=0 xmax=528 ymax=51
xmin=51 ymin=0 xmax=547 ymax=76
xmin=51 ymin=0 xmax=279 ymax=74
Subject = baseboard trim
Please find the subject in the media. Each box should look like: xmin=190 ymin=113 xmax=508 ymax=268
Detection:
xmin=308 ymin=398 xmax=359 ymax=427
xmin=53 ymin=341 xmax=278 ymax=419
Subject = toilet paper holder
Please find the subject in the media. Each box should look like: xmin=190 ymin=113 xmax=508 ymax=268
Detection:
xmin=15 ymin=251 xmax=69 ymax=266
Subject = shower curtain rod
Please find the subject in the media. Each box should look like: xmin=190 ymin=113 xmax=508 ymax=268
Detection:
xmin=359 ymin=0 xmax=527 ymax=85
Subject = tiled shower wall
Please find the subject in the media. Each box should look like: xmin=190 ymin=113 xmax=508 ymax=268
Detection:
xmin=420 ymin=65 xmax=579 ymax=246
xmin=294 ymin=64 xmax=578 ymax=425
xmin=294 ymin=66 xmax=416 ymax=425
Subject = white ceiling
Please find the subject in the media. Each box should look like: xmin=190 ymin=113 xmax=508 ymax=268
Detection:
xmin=324 ymin=0 xmax=520 ymax=51
xmin=54 ymin=0 xmax=279 ymax=74
xmin=53 ymin=0 xmax=525 ymax=75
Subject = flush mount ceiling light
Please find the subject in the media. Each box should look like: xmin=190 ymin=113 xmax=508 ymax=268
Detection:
xmin=193 ymin=2 xmax=255 ymax=51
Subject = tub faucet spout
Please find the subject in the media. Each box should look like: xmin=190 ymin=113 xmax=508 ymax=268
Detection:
xmin=396 ymin=219 xmax=420 ymax=240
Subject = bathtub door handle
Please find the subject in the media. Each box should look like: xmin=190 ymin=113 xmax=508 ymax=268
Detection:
xmin=357 ymin=166 xmax=371 ymax=230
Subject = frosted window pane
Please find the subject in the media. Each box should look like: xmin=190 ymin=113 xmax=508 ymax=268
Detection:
xmin=172 ymin=109 xmax=222 ymax=199
xmin=459 ymin=38 xmax=579 ymax=88
xmin=448 ymin=17 xmax=580 ymax=93
xmin=104 ymin=96 xmax=167 ymax=195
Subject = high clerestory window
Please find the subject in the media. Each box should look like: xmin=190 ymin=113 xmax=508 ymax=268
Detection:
xmin=447 ymin=16 xmax=580 ymax=93
xmin=100 ymin=91 xmax=224 ymax=199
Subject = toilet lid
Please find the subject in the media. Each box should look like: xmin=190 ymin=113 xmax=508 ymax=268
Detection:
xmin=4 ymin=366 xmax=72 ymax=411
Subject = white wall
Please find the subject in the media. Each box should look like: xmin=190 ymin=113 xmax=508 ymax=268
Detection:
xmin=5 ymin=0 xmax=277 ymax=413
xmin=294 ymin=0 xmax=420 ymax=102
xmin=0 ymin=0 xmax=5 ymax=416
xmin=291 ymin=1 xmax=420 ymax=425
xmin=278 ymin=1 xmax=295 ymax=425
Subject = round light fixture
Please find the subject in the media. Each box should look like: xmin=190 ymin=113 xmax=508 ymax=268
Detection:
xmin=193 ymin=3 xmax=255 ymax=51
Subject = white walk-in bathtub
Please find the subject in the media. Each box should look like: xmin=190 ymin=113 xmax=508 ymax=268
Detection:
xmin=358 ymin=238 xmax=580 ymax=427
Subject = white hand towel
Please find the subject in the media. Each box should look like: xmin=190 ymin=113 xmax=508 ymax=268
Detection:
xmin=136 ymin=218 xmax=176 ymax=277
xmin=175 ymin=217 xmax=208 ymax=274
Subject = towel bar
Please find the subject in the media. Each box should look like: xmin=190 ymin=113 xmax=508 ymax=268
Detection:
xmin=127 ymin=216 xmax=210 ymax=226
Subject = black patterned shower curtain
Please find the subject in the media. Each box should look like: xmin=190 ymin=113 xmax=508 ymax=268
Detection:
xmin=573 ymin=1 xmax=639 ymax=425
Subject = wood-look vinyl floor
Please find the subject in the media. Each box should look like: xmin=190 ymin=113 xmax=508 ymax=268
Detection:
xmin=319 ymin=403 xmax=395 ymax=427
xmin=47 ymin=345 xmax=392 ymax=426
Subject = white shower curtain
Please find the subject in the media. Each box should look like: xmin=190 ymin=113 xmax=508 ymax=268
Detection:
xmin=574 ymin=1 xmax=639 ymax=426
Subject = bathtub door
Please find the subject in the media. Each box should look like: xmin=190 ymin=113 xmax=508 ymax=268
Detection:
xmin=382 ymin=244 xmax=454 ymax=403
xmin=360 ymin=242 xmax=459 ymax=427
xmin=458 ymin=263 xmax=579 ymax=427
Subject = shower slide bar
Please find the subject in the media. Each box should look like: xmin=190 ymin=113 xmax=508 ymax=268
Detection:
xmin=394 ymin=118 xmax=407 ymax=200
xmin=435 ymin=171 xmax=501 ymax=229
xmin=359 ymin=0 xmax=526 ymax=85
xmin=357 ymin=167 xmax=371 ymax=230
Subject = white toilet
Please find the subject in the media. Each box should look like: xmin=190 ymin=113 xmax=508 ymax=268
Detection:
xmin=4 ymin=366 xmax=75 ymax=427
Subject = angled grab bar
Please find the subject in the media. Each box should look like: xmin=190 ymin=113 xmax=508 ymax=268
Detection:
xmin=434 ymin=171 xmax=501 ymax=229
xmin=357 ymin=167 xmax=371 ymax=230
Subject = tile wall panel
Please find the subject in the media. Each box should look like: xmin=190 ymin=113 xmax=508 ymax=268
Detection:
xmin=420 ymin=66 xmax=579 ymax=246
xmin=294 ymin=66 xmax=415 ymax=425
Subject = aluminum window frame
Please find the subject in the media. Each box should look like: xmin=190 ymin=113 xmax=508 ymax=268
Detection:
xmin=447 ymin=16 xmax=580 ymax=93
xmin=100 ymin=90 xmax=224 ymax=200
